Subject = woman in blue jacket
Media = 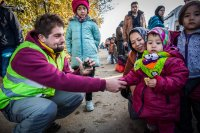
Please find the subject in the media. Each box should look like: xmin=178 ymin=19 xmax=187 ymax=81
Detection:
xmin=148 ymin=5 xmax=165 ymax=30
xmin=66 ymin=0 xmax=100 ymax=112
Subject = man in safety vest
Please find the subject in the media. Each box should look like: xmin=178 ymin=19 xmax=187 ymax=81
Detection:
xmin=0 ymin=13 xmax=127 ymax=133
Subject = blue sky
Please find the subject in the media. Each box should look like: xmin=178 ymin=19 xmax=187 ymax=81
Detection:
xmin=99 ymin=0 xmax=185 ymax=43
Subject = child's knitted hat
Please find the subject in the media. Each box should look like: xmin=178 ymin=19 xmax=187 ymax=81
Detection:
xmin=147 ymin=27 xmax=171 ymax=49
xmin=72 ymin=0 xmax=89 ymax=13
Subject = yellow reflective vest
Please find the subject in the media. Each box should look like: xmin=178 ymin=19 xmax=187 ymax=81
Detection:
xmin=0 ymin=41 xmax=66 ymax=109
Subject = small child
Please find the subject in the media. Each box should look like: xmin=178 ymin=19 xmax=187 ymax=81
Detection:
xmin=108 ymin=37 xmax=117 ymax=64
xmin=66 ymin=0 xmax=101 ymax=112
xmin=176 ymin=1 xmax=200 ymax=133
xmin=121 ymin=27 xmax=189 ymax=133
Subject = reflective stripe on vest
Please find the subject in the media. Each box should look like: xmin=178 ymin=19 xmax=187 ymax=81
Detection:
xmin=7 ymin=73 xmax=47 ymax=88
xmin=0 ymin=41 xmax=66 ymax=109
xmin=1 ymin=85 xmax=23 ymax=97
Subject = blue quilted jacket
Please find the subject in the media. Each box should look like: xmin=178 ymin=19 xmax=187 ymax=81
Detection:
xmin=148 ymin=15 xmax=164 ymax=30
xmin=66 ymin=16 xmax=100 ymax=68
xmin=177 ymin=29 xmax=200 ymax=78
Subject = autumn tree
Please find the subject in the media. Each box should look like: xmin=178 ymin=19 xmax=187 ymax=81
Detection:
xmin=6 ymin=0 xmax=113 ymax=35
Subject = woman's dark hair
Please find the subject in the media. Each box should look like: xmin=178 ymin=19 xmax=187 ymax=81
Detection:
xmin=178 ymin=1 xmax=200 ymax=25
xmin=155 ymin=5 xmax=165 ymax=16
xmin=155 ymin=5 xmax=165 ymax=22
xmin=34 ymin=13 xmax=64 ymax=37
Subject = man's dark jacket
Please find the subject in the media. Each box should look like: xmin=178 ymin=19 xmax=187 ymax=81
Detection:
xmin=0 ymin=5 xmax=23 ymax=50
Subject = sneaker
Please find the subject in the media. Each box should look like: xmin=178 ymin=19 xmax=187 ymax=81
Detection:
xmin=44 ymin=122 xmax=61 ymax=133
xmin=86 ymin=100 xmax=94 ymax=112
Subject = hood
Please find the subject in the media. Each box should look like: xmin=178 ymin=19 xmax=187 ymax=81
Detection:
xmin=69 ymin=15 xmax=93 ymax=22
xmin=183 ymin=28 xmax=200 ymax=35
xmin=25 ymin=30 xmax=52 ymax=55
xmin=165 ymin=46 xmax=185 ymax=60
xmin=25 ymin=30 xmax=41 ymax=46
xmin=128 ymin=27 xmax=148 ymax=51
xmin=128 ymin=10 xmax=144 ymax=16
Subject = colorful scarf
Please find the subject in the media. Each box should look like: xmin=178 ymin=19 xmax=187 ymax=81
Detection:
xmin=134 ymin=50 xmax=171 ymax=78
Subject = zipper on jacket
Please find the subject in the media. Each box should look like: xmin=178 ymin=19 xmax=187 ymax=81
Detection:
xmin=165 ymin=95 xmax=170 ymax=104
xmin=185 ymin=37 xmax=189 ymax=67
xmin=80 ymin=23 xmax=83 ymax=60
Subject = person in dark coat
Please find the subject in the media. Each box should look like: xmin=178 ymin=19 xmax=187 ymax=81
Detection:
xmin=116 ymin=21 xmax=125 ymax=55
xmin=0 ymin=1 xmax=23 ymax=79
xmin=122 ymin=1 xmax=146 ymax=51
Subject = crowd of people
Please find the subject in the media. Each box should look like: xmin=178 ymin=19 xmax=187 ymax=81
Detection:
xmin=0 ymin=0 xmax=200 ymax=133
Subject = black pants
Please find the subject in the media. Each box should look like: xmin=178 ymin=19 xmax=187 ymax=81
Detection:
xmin=177 ymin=96 xmax=200 ymax=133
xmin=85 ymin=67 xmax=95 ymax=101
xmin=73 ymin=66 xmax=95 ymax=101
xmin=117 ymin=40 xmax=125 ymax=56
xmin=176 ymin=78 xmax=200 ymax=133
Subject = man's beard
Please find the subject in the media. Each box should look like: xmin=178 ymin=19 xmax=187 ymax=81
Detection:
xmin=53 ymin=45 xmax=64 ymax=53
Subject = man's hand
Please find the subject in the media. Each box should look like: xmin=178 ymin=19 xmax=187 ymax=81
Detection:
xmin=105 ymin=78 xmax=127 ymax=93
xmin=76 ymin=57 xmax=95 ymax=76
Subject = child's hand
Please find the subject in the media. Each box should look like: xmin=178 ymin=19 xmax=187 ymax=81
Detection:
xmin=76 ymin=57 xmax=95 ymax=76
xmin=144 ymin=78 xmax=157 ymax=88
xmin=130 ymin=85 xmax=136 ymax=95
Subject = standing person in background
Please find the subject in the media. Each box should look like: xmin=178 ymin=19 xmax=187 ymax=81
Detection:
xmin=104 ymin=37 xmax=111 ymax=51
xmin=111 ymin=33 xmax=117 ymax=45
xmin=66 ymin=0 xmax=101 ymax=112
xmin=109 ymin=37 xmax=117 ymax=64
xmin=148 ymin=5 xmax=165 ymax=30
xmin=0 ymin=0 xmax=23 ymax=81
xmin=123 ymin=1 xmax=146 ymax=52
xmin=176 ymin=1 xmax=200 ymax=133
xmin=116 ymin=21 xmax=125 ymax=56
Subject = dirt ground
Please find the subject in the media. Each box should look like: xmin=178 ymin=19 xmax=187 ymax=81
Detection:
xmin=0 ymin=49 xmax=146 ymax=133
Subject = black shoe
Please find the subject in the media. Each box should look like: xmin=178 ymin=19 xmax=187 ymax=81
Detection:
xmin=44 ymin=122 xmax=61 ymax=133
xmin=144 ymin=126 xmax=151 ymax=133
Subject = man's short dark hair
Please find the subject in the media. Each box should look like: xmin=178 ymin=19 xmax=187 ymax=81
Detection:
xmin=34 ymin=13 xmax=64 ymax=37
xmin=131 ymin=1 xmax=138 ymax=7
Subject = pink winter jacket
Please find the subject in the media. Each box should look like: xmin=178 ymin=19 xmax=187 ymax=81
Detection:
xmin=121 ymin=50 xmax=189 ymax=121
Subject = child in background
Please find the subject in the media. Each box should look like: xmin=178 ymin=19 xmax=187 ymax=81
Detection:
xmin=176 ymin=1 xmax=200 ymax=133
xmin=66 ymin=0 xmax=101 ymax=112
xmin=121 ymin=27 xmax=189 ymax=133
xmin=108 ymin=37 xmax=117 ymax=64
